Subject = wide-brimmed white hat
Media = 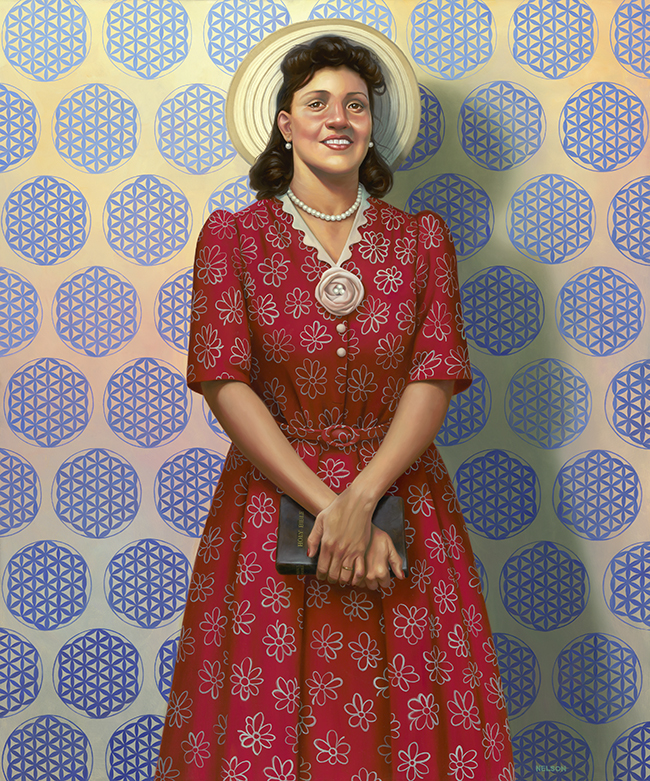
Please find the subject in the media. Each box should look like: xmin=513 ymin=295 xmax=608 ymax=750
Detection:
xmin=226 ymin=19 xmax=421 ymax=171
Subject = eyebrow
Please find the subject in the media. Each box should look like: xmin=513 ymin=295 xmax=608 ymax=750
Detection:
xmin=301 ymin=90 xmax=369 ymax=100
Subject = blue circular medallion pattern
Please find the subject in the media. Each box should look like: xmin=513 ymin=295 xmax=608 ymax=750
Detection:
xmin=556 ymin=267 xmax=644 ymax=356
xmin=53 ymin=266 xmax=140 ymax=356
xmin=155 ymin=84 xmax=235 ymax=174
xmin=553 ymin=633 xmax=641 ymax=724
xmin=0 ymin=628 xmax=42 ymax=717
xmin=409 ymin=0 xmax=495 ymax=79
xmin=106 ymin=714 xmax=164 ymax=781
xmin=493 ymin=633 xmax=540 ymax=719
xmin=104 ymin=0 xmax=190 ymax=78
xmin=560 ymin=82 xmax=648 ymax=172
xmin=607 ymin=722 xmax=650 ymax=781
xmin=505 ymin=359 xmax=591 ymax=449
xmin=155 ymin=633 xmax=179 ymax=700
xmin=5 ymin=357 xmax=93 ymax=447
xmin=554 ymin=451 xmax=641 ymax=541
xmin=2 ymin=175 xmax=90 ymax=265
xmin=105 ymin=538 xmax=191 ymax=628
xmin=206 ymin=175 xmax=256 ymax=218
xmin=455 ymin=450 xmax=539 ymax=540
xmin=604 ymin=542 xmax=650 ymax=629
xmin=3 ymin=540 xmax=90 ymax=630
xmin=3 ymin=0 xmax=89 ymax=81
xmin=436 ymin=363 xmax=490 ymax=445
xmin=203 ymin=397 xmax=232 ymax=446
xmin=104 ymin=357 xmax=191 ymax=448
xmin=0 ymin=84 xmax=40 ymax=172
xmin=0 ymin=268 xmax=41 ymax=355
xmin=459 ymin=81 xmax=545 ymax=170
xmin=104 ymin=174 xmax=192 ymax=265
xmin=2 ymin=715 xmax=92 ymax=781
xmin=406 ymin=174 xmax=493 ymax=260
xmin=155 ymin=448 xmax=225 ymax=537
xmin=606 ymin=360 xmax=650 ymax=449
xmin=54 ymin=628 xmax=141 ymax=718
xmin=204 ymin=0 xmax=290 ymax=74
xmin=54 ymin=84 xmax=140 ymax=173
xmin=608 ymin=176 xmax=650 ymax=265
xmin=512 ymin=721 xmax=593 ymax=781
xmin=53 ymin=449 xmax=141 ymax=538
xmin=0 ymin=449 xmax=40 ymax=537
xmin=156 ymin=268 xmax=193 ymax=353
xmin=510 ymin=0 xmax=597 ymax=79
xmin=309 ymin=0 xmax=394 ymax=38
xmin=506 ymin=174 xmax=595 ymax=264
xmin=611 ymin=0 xmax=650 ymax=77
xmin=500 ymin=541 xmax=589 ymax=631
xmin=461 ymin=266 xmax=544 ymax=355
xmin=398 ymin=85 xmax=444 ymax=171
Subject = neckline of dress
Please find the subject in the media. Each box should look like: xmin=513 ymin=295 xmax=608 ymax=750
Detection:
xmin=278 ymin=186 xmax=371 ymax=268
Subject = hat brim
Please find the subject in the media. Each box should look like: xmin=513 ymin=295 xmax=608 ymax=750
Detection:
xmin=226 ymin=19 xmax=421 ymax=171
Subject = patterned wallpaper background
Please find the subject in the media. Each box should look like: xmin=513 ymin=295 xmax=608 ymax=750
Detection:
xmin=0 ymin=1 xmax=649 ymax=780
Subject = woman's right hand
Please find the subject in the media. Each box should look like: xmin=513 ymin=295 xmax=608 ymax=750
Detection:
xmin=359 ymin=525 xmax=405 ymax=590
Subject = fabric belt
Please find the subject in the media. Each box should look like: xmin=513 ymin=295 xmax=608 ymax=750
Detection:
xmin=279 ymin=422 xmax=390 ymax=448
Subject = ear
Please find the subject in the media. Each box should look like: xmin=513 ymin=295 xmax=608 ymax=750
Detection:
xmin=277 ymin=110 xmax=291 ymax=141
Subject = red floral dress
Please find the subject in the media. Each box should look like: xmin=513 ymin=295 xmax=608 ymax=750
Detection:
xmin=156 ymin=194 xmax=514 ymax=781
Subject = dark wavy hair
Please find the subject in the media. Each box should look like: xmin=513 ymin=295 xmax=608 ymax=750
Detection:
xmin=249 ymin=35 xmax=393 ymax=199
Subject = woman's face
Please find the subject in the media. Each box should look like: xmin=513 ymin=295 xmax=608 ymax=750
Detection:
xmin=277 ymin=66 xmax=372 ymax=182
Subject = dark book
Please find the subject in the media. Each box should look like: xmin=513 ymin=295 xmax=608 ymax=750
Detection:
xmin=276 ymin=494 xmax=409 ymax=577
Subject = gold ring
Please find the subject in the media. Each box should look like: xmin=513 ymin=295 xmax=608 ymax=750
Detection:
xmin=341 ymin=566 xmax=354 ymax=571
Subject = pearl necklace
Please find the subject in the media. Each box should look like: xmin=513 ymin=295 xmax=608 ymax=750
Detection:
xmin=287 ymin=184 xmax=362 ymax=222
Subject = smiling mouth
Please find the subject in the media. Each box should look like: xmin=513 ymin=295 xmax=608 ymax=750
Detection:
xmin=322 ymin=138 xmax=352 ymax=150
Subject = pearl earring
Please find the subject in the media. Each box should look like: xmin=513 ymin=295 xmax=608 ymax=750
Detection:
xmin=285 ymin=141 xmax=292 ymax=150
xmin=368 ymin=141 xmax=374 ymax=148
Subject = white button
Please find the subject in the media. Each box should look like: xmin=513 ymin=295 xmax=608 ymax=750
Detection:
xmin=336 ymin=347 xmax=347 ymax=358
xmin=336 ymin=323 xmax=346 ymax=334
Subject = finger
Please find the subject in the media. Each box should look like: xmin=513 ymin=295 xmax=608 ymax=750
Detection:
xmin=338 ymin=561 xmax=355 ymax=586
xmin=388 ymin=544 xmax=405 ymax=580
xmin=377 ymin=566 xmax=391 ymax=590
xmin=316 ymin=549 xmax=331 ymax=581
xmin=306 ymin=517 xmax=324 ymax=558
xmin=351 ymin=556 xmax=366 ymax=587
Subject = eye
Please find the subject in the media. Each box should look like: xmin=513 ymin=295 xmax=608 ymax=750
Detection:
xmin=308 ymin=100 xmax=324 ymax=109
xmin=348 ymin=100 xmax=367 ymax=111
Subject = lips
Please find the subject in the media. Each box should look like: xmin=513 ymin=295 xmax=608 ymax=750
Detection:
xmin=322 ymin=137 xmax=352 ymax=149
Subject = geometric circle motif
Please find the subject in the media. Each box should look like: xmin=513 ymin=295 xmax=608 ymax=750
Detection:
xmin=436 ymin=363 xmax=491 ymax=446
xmin=604 ymin=542 xmax=650 ymax=629
xmin=459 ymin=81 xmax=545 ymax=170
xmin=155 ymin=632 xmax=179 ymax=700
xmin=556 ymin=267 xmax=644 ymax=356
xmin=54 ymin=83 xmax=140 ymax=173
xmin=608 ymin=176 xmax=650 ymax=265
xmin=559 ymin=82 xmax=648 ymax=172
xmin=204 ymin=0 xmax=290 ymax=75
xmin=202 ymin=397 xmax=232 ymax=447
xmin=0 ymin=267 xmax=41 ymax=356
xmin=106 ymin=714 xmax=164 ymax=781
xmin=0 ymin=449 xmax=40 ymax=537
xmin=607 ymin=722 xmax=650 ymax=781
xmin=606 ymin=360 xmax=650 ymax=449
xmin=510 ymin=0 xmax=597 ymax=78
xmin=309 ymin=0 xmax=395 ymax=38
xmin=505 ymin=359 xmax=591 ymax=449
xmin=611 ymin=0 xmax=650 ymax=77
xmin=0 ymin=84 xmax=40 ymax=173
xmin=155 ymin=268 xmax=193 ymax=353
xmin=53 ymin=628 xmax=142 ymax=719
xmin=52 ymin=448 xmax=141 ymax=538
xmin=2 ymin=715 xmax=92 ymax=781
xmin=553 ymin=633 xmax=641 ymax=724
xmin=205 ymin=175 xmax=256 ymax=220
xmin=506 ymin=173 xmax=595 ymax=264
xmin=406 ymin=174 xmax=493 ymax=261
xmin=53 ymin=266 xmax=141 ymax=356
xmin=2 ymin=175 xmax=90 ymax=265
xmin=103 ymin=174 xmax=192 ymax=265
xmin=408 ymin=0 xmax=495 ymax=79
xmin=512 ymin=721 xmax=594 ymax=781
xmin=493 ymin=633 xmax=540 ymax=719
xmin=461 ymin=266 xmax=544 ymax=355
xmin=2 ymin=540 xmax=91 ymax=630
xmin=0 ymin=628 xmax=42 ymax=717
xmin=500 ymin=541 xmax=590 ymax=631
xmin=398 ymin=84 xmax=444 ymax=171
xmin=155 ymin=84 xmax=235 ymax=174
xmin=2 ymin=0 xmax=89 ymax=81
xmin=103 ymin=357 xmax=191 ymax=448
xmin=104 ymin=538 xmax=191 ymax=628
xmin=155 ymin=448 xmax=225 ymax=538
xmin=103 ymin=0 xmax=190 ymax=79
xmin=554 ymin=450 xmax=641 ymax=541
xmin=4 ymin=357 xmax=93 ymax=447
xmin=455 ymin=449 xmax=539 ymax=540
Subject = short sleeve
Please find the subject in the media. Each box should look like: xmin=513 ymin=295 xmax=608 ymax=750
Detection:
xmin=408 ymin=211 xmax=472 ymax=395
xmin=186 ymin=210 xmax=251 ymax=394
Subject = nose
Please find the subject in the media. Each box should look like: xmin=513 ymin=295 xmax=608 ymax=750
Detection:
xmin=325 ymin=101 xmax=349 ymax=128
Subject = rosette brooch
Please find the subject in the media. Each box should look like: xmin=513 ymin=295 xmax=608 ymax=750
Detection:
xmin=315 ymin=267 xmax=365 ymax=317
